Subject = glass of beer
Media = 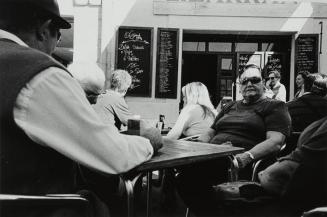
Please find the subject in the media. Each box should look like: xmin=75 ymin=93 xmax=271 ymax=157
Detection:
xmin=127 ymin=115 xmax=141 ymax=135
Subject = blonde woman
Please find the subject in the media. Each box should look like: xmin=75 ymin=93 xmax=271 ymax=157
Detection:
xmin=166 ymin=82 xmax=217 ymax=140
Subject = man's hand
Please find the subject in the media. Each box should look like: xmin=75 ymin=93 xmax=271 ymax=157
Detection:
xmin=235 ymin=152 xmax=254 ymax=169
xmin=140 ymin=120 xmax=163 ymax=154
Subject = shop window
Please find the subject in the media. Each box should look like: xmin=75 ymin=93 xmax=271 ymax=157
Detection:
xmin=262 ymin=43 xmax=275 ymax=51
xmin=221 ymin=58 xmax=233 ymax=70
xmin=183 ymin=42 xmax=206 ymax=51
xmin=235 ymin=43 xmax=258 ymax=52
xmin=209 ymin=42 xmax=232 ymax=52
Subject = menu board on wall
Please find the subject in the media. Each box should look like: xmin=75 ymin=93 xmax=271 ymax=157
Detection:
xmin=116 ymin=27 xmax=153 ymax=97
xmin=155 ymin=28 xmax=179 ymax=98
xmin=295 ymin=34 xmax=318 ymax=75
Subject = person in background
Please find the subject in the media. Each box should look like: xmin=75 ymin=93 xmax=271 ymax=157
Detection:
xmin=166 ymin=82 xmax=217 ymax=140
xmin=68 ymin=61 xmax=105 ymax=104
xmin=294 ymin=71 xmax=308 ymax=99
xmin=265 ymin=70 xmax=287 ymax=102
xmin=175 ymin=64 xmax=291 ymax=216
xmin=259 ymin=117 xmax=327 ymax=214
xmin=93 ymin=69 xmax=134 ymax=130
xmin=0 ymin=1 xmax=162 ymax=216
xmin=287 ymin=73 xmax=327 ymax=132
xmin=284 ymin=74 xmax=327 ymax=155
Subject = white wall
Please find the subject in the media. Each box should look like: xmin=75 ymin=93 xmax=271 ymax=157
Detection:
xmin=73 ymin=0 xmax=327 ymax=125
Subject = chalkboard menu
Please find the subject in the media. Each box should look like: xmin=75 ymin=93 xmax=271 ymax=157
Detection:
xmin=295 ymin=34 xmax=318 ymax=74
xmin=116 ymin=27 xmax=153 ymax=97
xmin=237 ymin=53 xmax=262 ymax=75
xmin=266 ymin=53 xmax=283 ymax=74
xmin=155 ymin=28 xmax=179 ymax=98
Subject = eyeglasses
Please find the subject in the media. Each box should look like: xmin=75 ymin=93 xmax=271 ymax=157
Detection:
xmin=268 ymin=77 xmax=276 ymax=80
xmin=240 ymin=77 xmax=262 ymax=85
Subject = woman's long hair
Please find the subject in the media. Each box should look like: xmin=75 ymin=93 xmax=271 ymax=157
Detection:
xmin=182 ymin=82 xmax=217 ymax=118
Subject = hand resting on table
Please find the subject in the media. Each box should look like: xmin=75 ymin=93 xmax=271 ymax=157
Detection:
xmin=140 ymin=120 xmax=163 ymax=154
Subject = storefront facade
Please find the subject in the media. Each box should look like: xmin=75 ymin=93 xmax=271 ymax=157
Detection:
xmin=73 ymin=0 xmax=327 ymax=126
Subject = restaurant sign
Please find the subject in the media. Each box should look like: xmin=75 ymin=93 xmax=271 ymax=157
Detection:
xmin=153 ymin=0 xmax=313 ymax=18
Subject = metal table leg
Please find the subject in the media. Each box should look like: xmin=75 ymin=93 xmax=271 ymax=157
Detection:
xmin=122 ymin=174 xmax=142 ymax=217
xmin=228 ymin=155 xmax=239 ymax=181
xmin=146 ymin=172 xmax=152 ymax=217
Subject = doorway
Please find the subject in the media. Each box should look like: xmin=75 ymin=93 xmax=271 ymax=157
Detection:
xmin=182 ymin=53 xmax=218 ymax=106
xmin=182 ymin=33 xmax=292 ymax=104
xmin=217 ymin=54 xmax=235 ymax=102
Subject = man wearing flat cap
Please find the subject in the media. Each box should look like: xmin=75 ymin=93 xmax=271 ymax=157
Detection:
xmin=0 ymin=0 xmax=162 ymax=216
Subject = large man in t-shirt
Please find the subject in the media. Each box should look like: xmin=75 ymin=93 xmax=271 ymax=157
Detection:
xmin=176 ymin=64 xmax=291 ymax=217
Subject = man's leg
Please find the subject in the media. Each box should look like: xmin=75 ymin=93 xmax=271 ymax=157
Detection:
xmin=175 ymin=158 xmax=229 ymax=217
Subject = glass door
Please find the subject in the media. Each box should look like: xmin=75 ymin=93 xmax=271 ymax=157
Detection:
xmin=217 ymin=54 xmax=235 ymax=103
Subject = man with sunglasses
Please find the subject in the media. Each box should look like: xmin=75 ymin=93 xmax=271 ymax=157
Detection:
xmin=265 ymin=70 xmax=287 ymax=102
xmin=0 ymin=1 xmax=162 ymax=216
xmin=176 ymin=64 xmax=291 ymax=217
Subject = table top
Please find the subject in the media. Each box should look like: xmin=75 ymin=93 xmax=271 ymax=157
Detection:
xmin=133 ymin=138 xmax=244 ymax=173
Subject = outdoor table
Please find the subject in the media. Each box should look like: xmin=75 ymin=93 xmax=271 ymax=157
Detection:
xmin=120 ymin=138 xmax=244 ymax=217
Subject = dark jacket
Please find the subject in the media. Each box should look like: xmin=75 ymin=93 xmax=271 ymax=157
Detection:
xmin=0 ymin=40 xmax=76 ymax=195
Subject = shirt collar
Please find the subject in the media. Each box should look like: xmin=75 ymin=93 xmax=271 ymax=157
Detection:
xmin=272 ymin=80 xmax=281 ymax=89
xmin=0 ymin=29 xmax=29 ymax=47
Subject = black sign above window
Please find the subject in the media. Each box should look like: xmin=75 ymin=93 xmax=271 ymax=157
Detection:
xmin=116 ymin=27 xmax=153 ymax=97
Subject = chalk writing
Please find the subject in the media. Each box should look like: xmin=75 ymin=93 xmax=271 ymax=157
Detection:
xmin=116 ymin=27 xmax=152 ymax=96
xmin=155 ymin=29 xmax=178 ymax=98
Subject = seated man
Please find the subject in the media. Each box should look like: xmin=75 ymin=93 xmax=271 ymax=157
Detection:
xmin=259 ymin=117 xmax=327 ymax=214
xmin=176 ymin=64 xmax=291 ymax=216
xmin=265 ymin=70 xmax=287 ymax=102
xmin=0 ymin=1 xmax=162 ymax=216
xmin=93 ymin=69 xmax=134 ymax=130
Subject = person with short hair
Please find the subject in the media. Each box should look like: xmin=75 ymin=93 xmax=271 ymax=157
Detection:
xmin=175 ymin=64 xmax=291 ymax=216
xmin=166 ymin=82 xmax=217 ymax=140
xmin=93 ymin=69 xmax=135 ymax=130
xmin=68 ymin=61 xmax=105 ymax=104
xmin=266 ymin=70 xmax=287 ymax=102
xmin=0 ymin=1 xmax=162 ymax=216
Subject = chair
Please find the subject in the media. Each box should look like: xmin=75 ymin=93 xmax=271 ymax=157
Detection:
xmin=0 ymin=193 xmax=90 ymax=217
xmin=278 ymin=131 xmax=302 ymax=157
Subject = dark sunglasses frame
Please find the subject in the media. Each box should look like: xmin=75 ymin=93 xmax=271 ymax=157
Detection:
xmin=240 ymin=77 xmax=262 ymax=85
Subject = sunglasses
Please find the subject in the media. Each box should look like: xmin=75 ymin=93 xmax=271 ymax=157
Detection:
xmin=268 ymin=77 xmax=276 ymax=80
xmin=240 ymin=77 xmax=262 ymax=85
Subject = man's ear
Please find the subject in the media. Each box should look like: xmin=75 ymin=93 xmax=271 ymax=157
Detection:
xmin=36 ymin=19 xmax=52 ymax=41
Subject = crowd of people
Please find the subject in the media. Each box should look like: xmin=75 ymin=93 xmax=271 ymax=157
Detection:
xmin=1 ymin=0 xmax=326 ymax=217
